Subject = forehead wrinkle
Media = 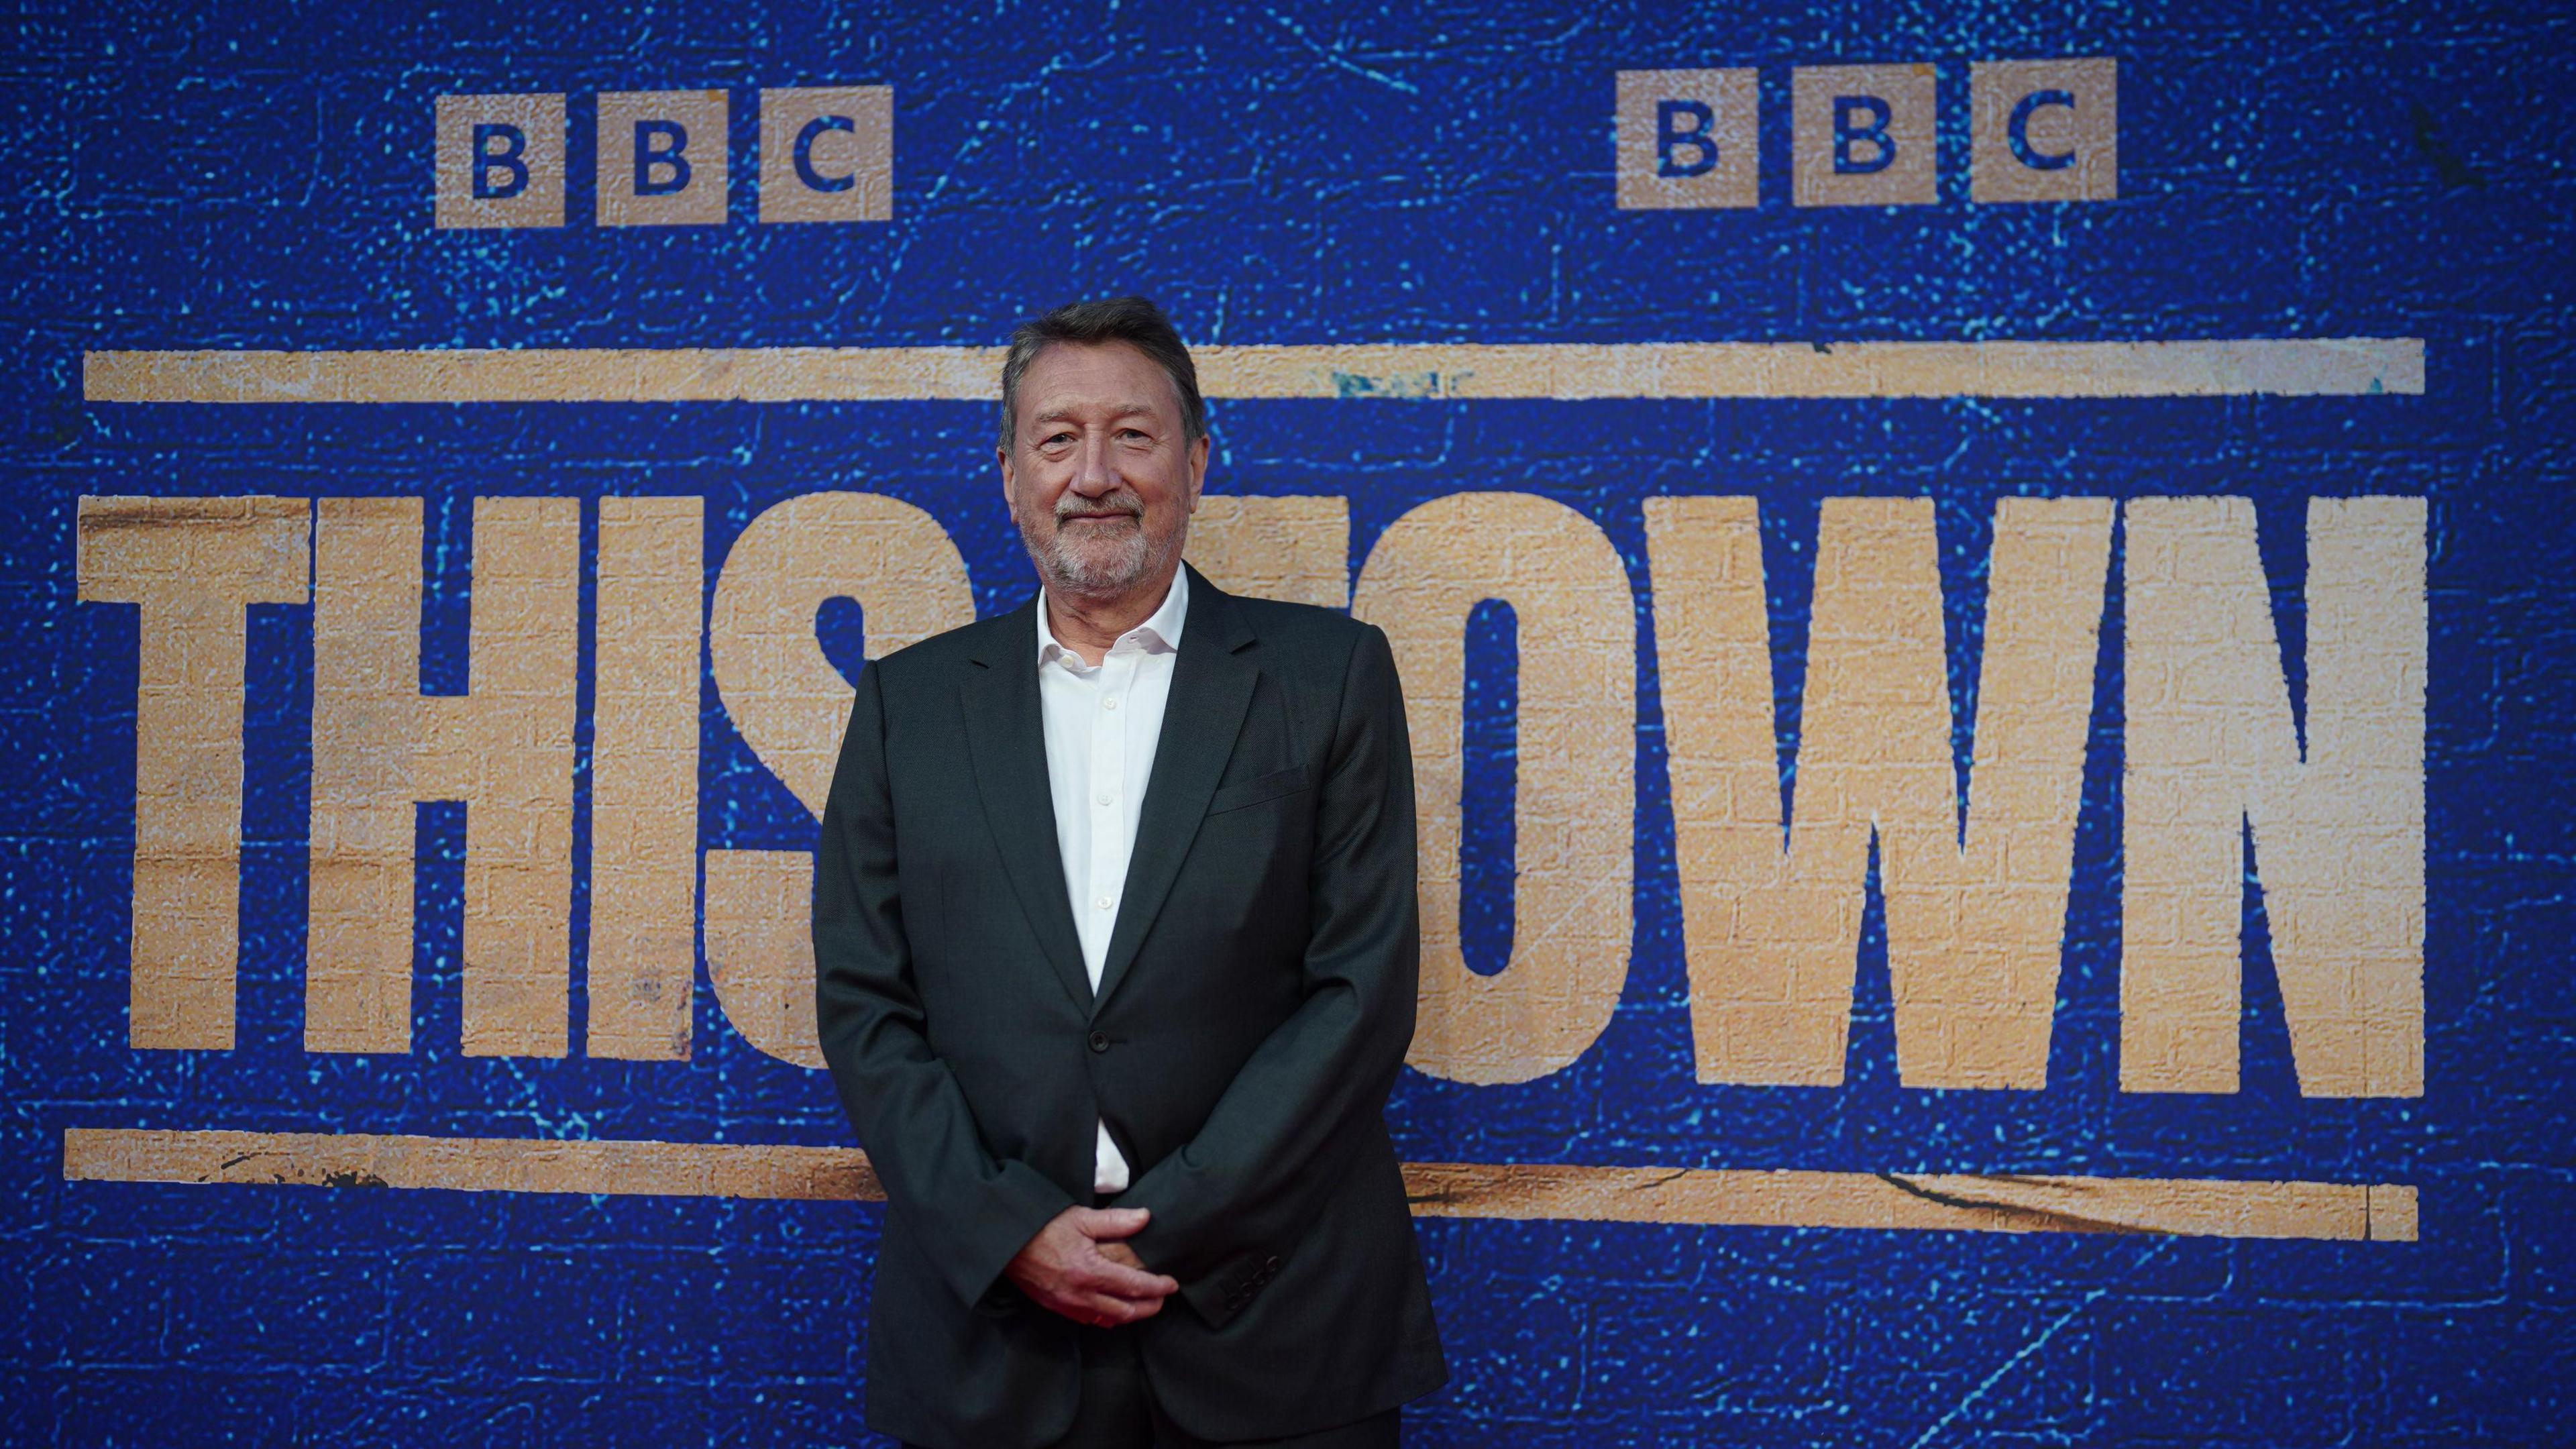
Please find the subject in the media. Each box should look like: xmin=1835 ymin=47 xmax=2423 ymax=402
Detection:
xmin=1028 ymin=400 xmax=1167 ymax=427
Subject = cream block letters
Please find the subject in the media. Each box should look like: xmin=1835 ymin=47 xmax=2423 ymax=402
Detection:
xmin=1183 ymin=494 xmax=1353 ymax=609
xmin=91 ymin=483 xmax=2431 ymax=1105
xmin=1356 ymin=493 xmax=1636 ymax=1085
xmin=2121 ymin=496 xmax=2426 ymax=1096
xmin=587 ymin=498 xmax=706 ymax=1061
xmin=77 ymin=496 xmax=311 ymax=1050
xmin=1646 ymin=496 xmax=2112 ymax=1088
xmin=306 ymin=497 xmax=580 ymax=1056
xmin=705 ymin=492 xmax=972 ymax=1067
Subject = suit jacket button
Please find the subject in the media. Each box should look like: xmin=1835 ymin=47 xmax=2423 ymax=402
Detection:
xmin=1088 ymin=1030 xmax=1110 ymax=1053
xmin=1264 ymin=1255 xmax=1283 ymax=1274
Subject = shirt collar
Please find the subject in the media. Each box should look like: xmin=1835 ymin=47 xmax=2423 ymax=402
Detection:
xmin=1037 ymin=566 xmax=1190 ymax=667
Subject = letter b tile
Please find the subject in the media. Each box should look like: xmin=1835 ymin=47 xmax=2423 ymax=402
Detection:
xmin=1792 ymin=64 xmax=1936 ymax=207
xmin=435 ymin=93 xmax=566 ymax=229
xmin=597 ymin=90 xmax=729 ymax=227
xmin=1615 ymin=69 xmax=1759 ymax=210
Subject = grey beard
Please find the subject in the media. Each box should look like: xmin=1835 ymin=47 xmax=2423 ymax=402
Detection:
xmin=1025 ymin=509 xmax=1184 ymax=599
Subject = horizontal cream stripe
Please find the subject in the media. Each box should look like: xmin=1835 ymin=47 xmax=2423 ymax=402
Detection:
xmin=62 ymin=1128 xmax=2415 ymax=1242
xmin=83 ymin=338 xmax=2424 ymax=404
xmin=64 ymin=1126 xmax=882 ymax=1201
xmin=1404 ymin=1161 xmax=2416 ymax=1241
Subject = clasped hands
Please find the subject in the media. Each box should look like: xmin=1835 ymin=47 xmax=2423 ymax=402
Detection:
xmin=1003 ymin=1205 xmax=1180 ymax=1327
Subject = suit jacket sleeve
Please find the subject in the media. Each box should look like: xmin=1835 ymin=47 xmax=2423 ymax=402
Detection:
xmin=1119 ymin=623 xmax=1420 ymax=1318
xmin=813 ymin=660 xmax=1077 ymax=1310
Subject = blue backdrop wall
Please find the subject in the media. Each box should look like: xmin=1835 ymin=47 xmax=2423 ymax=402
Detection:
xmin=5 ymin=1 xmax=2571 ymax=1444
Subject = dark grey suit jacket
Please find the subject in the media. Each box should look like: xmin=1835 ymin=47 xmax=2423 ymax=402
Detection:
xmin=813 ymin=566 xmax=1446 ymax=1448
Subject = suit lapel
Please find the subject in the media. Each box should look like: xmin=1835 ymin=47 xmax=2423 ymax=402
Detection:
xmin=1091 ymin=572 xmax=1260 ymax=1015
xmin=959 ymin=604 xmax=1094 ymax=1012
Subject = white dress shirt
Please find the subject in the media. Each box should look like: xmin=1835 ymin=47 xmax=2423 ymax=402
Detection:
xmin=1035 ymin=567 xmax=1189 ymax=1194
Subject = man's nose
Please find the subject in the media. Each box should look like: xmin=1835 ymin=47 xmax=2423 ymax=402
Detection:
xmin=1068 ymin=433 xmax=1120 ymax=496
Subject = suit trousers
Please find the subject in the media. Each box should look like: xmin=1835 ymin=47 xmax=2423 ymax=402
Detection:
xmin=904 ymin=1320 xmax=1401 ymax=1449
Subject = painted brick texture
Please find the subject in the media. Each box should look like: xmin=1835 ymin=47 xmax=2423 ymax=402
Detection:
xmin=4 ymin=2 xmax=2571 ymax=1446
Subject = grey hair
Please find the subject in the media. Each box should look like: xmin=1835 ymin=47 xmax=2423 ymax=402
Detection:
xmin=996 ymin=296 xmax=1208 ymax=450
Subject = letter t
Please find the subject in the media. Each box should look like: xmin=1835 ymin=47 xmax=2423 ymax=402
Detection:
xmin=76 ymin=496 xmax=310 ymax=1050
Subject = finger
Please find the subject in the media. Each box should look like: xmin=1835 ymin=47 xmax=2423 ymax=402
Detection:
xmin=1075 ymin=1207 xmax=1151 ymax=1240
xmin=1086 ymin=1291 xmax=1165 ymax=1326
xmin=1095 ymin=1242 xmax=1145 ymax=1271
xmin=1044 ymin=1293 xmax=1108 ymax=1326
xmin=1042 ymin=1283 xmax=1146 ymax=1320
xmin=1081 ymin=1259 xmax=1180 ymax=1299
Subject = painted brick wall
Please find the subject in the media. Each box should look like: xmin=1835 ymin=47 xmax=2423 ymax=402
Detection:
xmin=4 ymin=1 xmax=2569 ymax=1444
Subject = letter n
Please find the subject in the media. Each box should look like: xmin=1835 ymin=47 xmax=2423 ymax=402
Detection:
xmin=2121 ymin=497 xmax=2426 ymax=1096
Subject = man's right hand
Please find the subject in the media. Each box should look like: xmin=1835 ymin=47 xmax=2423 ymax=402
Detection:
xmin=1002 ymin=1205 xmax=1180 ymax=1327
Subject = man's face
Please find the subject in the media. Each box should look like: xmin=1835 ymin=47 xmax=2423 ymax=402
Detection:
xmin=1000 ymin=340 xmax=1208 ymax=600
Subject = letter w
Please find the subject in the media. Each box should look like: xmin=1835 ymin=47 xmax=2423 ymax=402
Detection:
xmin=1644 ymin=497 xmax=2113 ymax=1088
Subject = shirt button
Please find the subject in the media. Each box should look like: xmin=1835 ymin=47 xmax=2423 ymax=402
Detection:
xmin=1097 ymin=793 xmax=1114 ymax=806
xmin=1103 ymin=697 xmax=1118 ymax=710
xmin=1089 ymin=1030 xmax=1110 ymax=1053
xmin=1096 ymin=896 xmax=1114 ymax=911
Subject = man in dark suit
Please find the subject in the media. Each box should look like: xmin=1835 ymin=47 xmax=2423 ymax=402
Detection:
xmin=813 ymin=297 xmax=1445 ymax=1448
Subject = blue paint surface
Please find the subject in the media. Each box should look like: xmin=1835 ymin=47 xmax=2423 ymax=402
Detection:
xmin=4 ymin=1 xmax=2571 ymax=1443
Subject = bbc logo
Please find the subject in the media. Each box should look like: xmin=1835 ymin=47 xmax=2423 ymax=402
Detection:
xmin=1615 ymin=58 xmax=2116 ymax=209
xmin=433 ymin=87 xmax=893 ymax=230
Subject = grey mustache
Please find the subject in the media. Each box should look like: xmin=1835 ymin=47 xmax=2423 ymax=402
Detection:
xmin=1055 ymin=496 xmax=1144 ymax=521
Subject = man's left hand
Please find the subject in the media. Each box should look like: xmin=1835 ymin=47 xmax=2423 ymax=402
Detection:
xmin=1002 ymin=1205 xmax=1179 ymax=1327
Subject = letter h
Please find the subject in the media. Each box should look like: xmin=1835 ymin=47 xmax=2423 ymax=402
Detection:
xmin=306 ymin=498 xmax=579 ymax=1056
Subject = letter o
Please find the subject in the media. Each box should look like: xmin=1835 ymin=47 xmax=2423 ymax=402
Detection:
xmin=1354 ymin=492 xmax=1636 ymax=1085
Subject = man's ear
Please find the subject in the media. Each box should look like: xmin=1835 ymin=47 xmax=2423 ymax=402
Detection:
xmin=1185 ymin=432 xmax=1210 ymax=512
xmin=998 ymin=444 xmax=1016 ymax=509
